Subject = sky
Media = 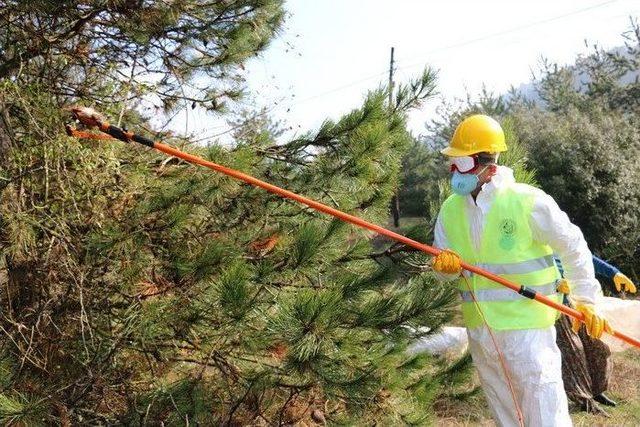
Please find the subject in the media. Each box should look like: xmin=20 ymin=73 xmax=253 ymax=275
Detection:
xmin=167 ymin=0 xmax=640 ymax=143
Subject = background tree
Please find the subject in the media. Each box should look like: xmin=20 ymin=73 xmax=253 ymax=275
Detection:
xmin=0 ymin=0 xmax=285 ymax=102
xmin=509 ymin=20 xmax=640 ymax=281
xmin=397 ymin=138 xmax=445 ymax=218
xmin=512 ymin=100 xmax=640 ymax=283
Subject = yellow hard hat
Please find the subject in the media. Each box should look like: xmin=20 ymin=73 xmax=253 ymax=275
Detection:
xmin=441 ymin=114 xmax=507 ymax=157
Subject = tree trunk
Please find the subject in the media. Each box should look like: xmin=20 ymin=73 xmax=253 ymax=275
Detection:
xmin=391 ymin=193 xmax=400 ymax=227
xmin=0 ymin=96 xmax=14 ymax=168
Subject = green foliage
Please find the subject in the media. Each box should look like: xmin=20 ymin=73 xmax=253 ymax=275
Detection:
xmin=0 ymin=392 xmax=49 ymax=426
xmin=397 ymin=138 xmax=447 ymax=217
xmin=499 ymin=117 xmax=538 ymax=186
xmin=507 ymin=21 xmax=640 ymax=280
xmin=0 ymin=63 xmax=454 ymax=424
xmin=0 ymin=0 xmax=285 ymax=111
xmin=512 ymin=105 xmax=640 ymax=278
xmin=215 ymin=261 xmax=254 ymax=320
xmin=290 ymin=222 xmax=327 ymax=267
xmin=131 ymin=378 xmax=209 ymax=425
xmin=269 ymin=289 xmax=343 ymax=365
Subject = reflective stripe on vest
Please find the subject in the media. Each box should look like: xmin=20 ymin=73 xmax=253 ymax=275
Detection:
xmin=470 ymin=254 xmax=556 ymax=276
xmin=460 ymin=280 xmax=559 ymax=302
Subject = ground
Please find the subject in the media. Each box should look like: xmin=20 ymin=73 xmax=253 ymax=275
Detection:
xmin=433 ymin=350 xmax=640 ymax=426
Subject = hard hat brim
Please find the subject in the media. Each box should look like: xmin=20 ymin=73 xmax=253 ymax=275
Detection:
xmin=440 ymin=146 xmax=480 ymax=157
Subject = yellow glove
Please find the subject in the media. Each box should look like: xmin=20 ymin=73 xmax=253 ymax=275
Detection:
xmin=556 ymin=279 xmax=570 ymax=294
xmin=571 ymin=303 xmax=613 ymax=339
xmin=613 ymin=272 xmax=637 ymax=293
xmin=432 ymin=250 xmax=462 ymax=275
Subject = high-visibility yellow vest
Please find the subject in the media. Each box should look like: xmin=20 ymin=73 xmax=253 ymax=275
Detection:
xmin=440 ymin=183 xmax=562 ymax=330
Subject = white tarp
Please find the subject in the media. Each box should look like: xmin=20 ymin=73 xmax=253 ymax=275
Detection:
xmin=598 ymin=296 xmax=640 ymax=352
xmin=408 ymin=326 xmax=468 ymax=358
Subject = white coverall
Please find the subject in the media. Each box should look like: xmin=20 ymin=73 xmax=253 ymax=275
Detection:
xmin=434 ymin=166 xmax=601 ymax=427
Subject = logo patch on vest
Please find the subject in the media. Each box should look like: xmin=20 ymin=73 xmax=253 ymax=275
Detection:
xmin=499 ymin=218 xmax=516 ymax=250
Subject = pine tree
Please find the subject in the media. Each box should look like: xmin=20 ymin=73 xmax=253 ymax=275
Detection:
xmin=89 ymin=71 xmax=454 ymax=425
xmin=0 ymin=0 xmax=284 ymax=105
xmin=0 ymin=72 xmax=456 ymax=424
xmin=0 ymin=2 xmax=463 ymax=423
xmin=0 ymin=0 xmax=286 ymax=166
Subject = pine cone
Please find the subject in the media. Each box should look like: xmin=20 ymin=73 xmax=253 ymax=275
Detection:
xmin=311 ymin=409 xmax=326 ymax=425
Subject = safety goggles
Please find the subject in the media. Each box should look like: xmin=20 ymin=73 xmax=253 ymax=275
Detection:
xmin=450 ymin=155 xmax=480 ymax=173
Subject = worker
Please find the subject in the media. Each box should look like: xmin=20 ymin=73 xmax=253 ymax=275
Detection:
xmin=431 ymin=114 xmax=610 ymax=426
xmin=556 ymin=258 xmax=636 ymax=414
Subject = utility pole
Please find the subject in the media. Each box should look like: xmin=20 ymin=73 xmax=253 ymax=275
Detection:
xmin=388 ymin=47 xmax=395 ymax=107
xmin=388 ymin=47 xmax=401 ymax=228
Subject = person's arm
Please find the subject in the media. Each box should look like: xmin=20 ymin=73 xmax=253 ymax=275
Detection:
xmin=553 ymin=256 xmax=564 ymax=278
xmin=529 ymin=191 xmax=615 ymax=338
xmin=592 ymin=255 xmax=637 ymax=293
xmin=592 ymin=255 xmax=619 ymax=280
xmin=529 ymin=191 xmax=601 ymax=304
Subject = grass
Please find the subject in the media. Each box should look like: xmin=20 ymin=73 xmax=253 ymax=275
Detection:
xmin=571 ymin=350 xmax=640 ymax=426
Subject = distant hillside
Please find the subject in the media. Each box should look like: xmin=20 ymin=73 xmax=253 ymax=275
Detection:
xmin=510 ymin=45 xmax=640 ymax=105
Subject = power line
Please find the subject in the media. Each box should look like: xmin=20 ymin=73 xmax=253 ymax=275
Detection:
xmin=191 ymin=0 xmax=628 ymax=141
xmin=285 ymin=71 xmax=387 ymax=105
xmin=396 ymin=0 xmax=622 ymax=73
xmin=272 ymin=0 xmax=623 ymax=113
